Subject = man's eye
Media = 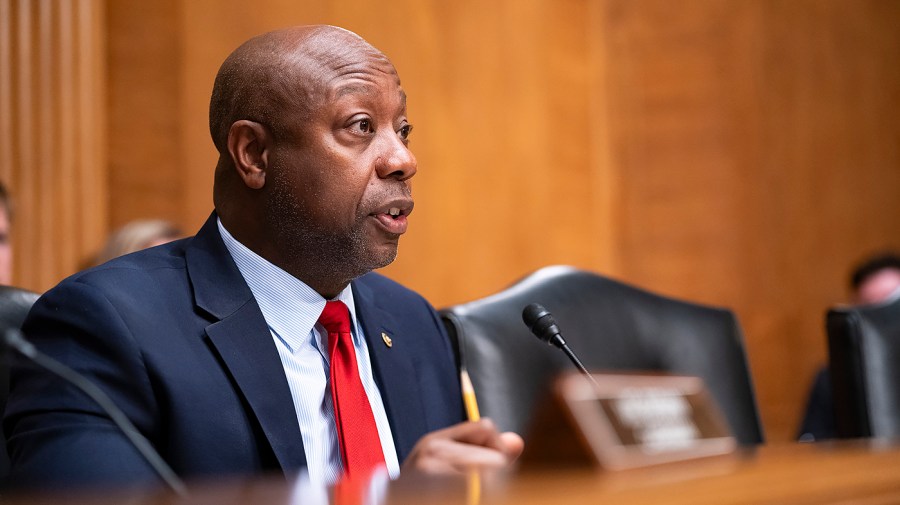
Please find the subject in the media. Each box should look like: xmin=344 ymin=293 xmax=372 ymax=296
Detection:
xmin=398 ymin=124 xmax=413 ymax=140
xmin=355 ymin=119 xmax=373 ymax=133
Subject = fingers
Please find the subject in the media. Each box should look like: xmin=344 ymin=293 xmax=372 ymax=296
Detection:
xmin=411 ymin=432 xmax=509 ymax=474
xmin=435 ymin=418 xmax=505 ymax=450
xmin=402 ymin=419 xmax=524 ymax=477
xmin=499 ymin=431 xmax=525 ymax=460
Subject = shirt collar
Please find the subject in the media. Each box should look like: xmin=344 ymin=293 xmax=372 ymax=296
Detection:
xmin=216 ymin=218 xmax=358 ymax=353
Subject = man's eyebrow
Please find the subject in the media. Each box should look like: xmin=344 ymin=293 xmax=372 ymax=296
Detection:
xmin=331 ymin=82 xmax=408 ymax=114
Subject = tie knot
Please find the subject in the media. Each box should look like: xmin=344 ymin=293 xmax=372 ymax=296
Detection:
xmin=319 ymin=300 xmax=352 ymax=334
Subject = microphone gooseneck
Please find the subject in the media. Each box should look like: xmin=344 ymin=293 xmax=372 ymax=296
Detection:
xmin=522 ymin=303 xmax=601 ymax=390
xmin=3 ymin=328 xmax=188 ymax=496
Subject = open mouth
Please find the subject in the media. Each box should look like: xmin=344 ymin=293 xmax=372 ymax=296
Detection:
xmin=372 ymin=203 xmax=411 ymax=235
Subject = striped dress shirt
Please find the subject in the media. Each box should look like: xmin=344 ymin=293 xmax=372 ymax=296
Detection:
xmin=217 ymin=219 xmax=400 ymax=485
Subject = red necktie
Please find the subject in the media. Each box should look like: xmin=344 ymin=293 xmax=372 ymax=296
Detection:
xmin=319 ymin=300 xmax=386 ymax=479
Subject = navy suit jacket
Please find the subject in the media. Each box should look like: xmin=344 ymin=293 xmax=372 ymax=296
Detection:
xmin=4 ymin=214 xmax=464 ymax=489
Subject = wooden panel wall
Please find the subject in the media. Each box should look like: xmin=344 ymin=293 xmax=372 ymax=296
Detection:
xmin=0 ymin=0 xmax=106 ymax=291
xmin=105 ymin=0 xmax=182 ymax=230
xmin=595 ymin=0 xmax=900 ymax=441
xmin=33 ymin=0 xmax=900 ymax=441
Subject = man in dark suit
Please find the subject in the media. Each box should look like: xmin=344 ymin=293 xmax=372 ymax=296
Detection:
xmin=4 ymin=25 xmax=522 ymax=490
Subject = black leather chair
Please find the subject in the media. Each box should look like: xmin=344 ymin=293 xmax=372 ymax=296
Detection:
xmin=440 ymin=265 xmax=764 ymax=446
xmin=827 ymin=293 xmax=900 ymax=439
xmin=0 ymin=285 xmax=40 ymax=485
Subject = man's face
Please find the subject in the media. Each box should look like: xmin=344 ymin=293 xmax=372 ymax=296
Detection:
xmin=856 ymin=268 xmax=900 ymax=304
xmin=265 ymin=50 xmax=417 ymax=280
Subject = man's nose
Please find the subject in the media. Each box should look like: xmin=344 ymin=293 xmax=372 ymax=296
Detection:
xmin=375 ymin=133 xmax=417 ymax=181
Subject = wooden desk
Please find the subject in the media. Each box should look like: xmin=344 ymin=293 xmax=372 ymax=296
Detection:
xmin=5 ymin=442 xmax=900 ymax=504
xmin=490 ymin=442 xmax=900 ymax=505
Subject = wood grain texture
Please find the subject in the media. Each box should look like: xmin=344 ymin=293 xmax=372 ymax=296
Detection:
xmin=106 ymin=0 xmax=182 ymax=229
xmin=592 ymin=0 xmax=900 ymax=441
xmin=0 ymin=0 xmax=106 ymax=291
xmin=7 ymin=0 xmax=899 ymax=442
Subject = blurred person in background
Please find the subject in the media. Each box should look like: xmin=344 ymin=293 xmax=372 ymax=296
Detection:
xmin=91 ymin=219 xmax=183 ymax=266
xmin=850 ymin=253 xmax=900 ymax=305
xmin=0 ymin=183 xmax=13 ymax=285
xmin=797 ymin=252 xmax=900 ymax=441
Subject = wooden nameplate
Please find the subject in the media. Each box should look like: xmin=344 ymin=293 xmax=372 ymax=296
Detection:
xmin=521 ymin=372 xmax=737 ymax=470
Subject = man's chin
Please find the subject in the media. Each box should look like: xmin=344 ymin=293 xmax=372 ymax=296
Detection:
xmin=343 ymin=242 xmax=400 ymax=279
xmin=369 ymin=245 xmax=399 ymax=270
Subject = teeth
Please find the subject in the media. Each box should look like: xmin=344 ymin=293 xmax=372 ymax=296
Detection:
xmin=388 ymin=208 xmax=400 ymax=217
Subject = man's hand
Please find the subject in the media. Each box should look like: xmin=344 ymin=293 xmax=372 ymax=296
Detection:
xmin=402 ymin=419 xmax=524 ymax=475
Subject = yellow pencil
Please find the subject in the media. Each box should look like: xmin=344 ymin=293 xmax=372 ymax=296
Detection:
xmin=460 ymin=368 xmax=480 ymax=422
xmin=460 ymin=367 xmax=482 ymax=505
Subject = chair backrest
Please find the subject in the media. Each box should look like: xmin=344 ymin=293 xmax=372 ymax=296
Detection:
xmin=440 ymin=265 xmax=764 ymax=446
xmin=0 ymin=285 xmax=40 ymax=485
xmin=827 ymin=294 xmax=900 ymax=439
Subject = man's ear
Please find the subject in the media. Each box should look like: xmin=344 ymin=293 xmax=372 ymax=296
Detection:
xmin=226 ymin=120 xmax=270 ymax=189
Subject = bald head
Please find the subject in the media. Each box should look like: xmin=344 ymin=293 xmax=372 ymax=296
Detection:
xmin=208 ymin=25 xmax=392 ymax=154
xmin=208 ymin=26 xmax=415 ymax=296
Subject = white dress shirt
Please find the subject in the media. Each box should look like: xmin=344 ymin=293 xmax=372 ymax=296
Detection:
xmin=217 ymin=219 xmax=400 ymax=485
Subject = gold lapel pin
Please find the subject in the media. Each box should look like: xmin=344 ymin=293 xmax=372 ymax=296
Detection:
xmin=381 ymin=332 xmax=393 ymax=348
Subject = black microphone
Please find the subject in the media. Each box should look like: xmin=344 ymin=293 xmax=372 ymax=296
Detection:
xmin=522 ymin=303 xmax=601 ymax=389
xmin=3 ymin=328 xmax=188 ymax=496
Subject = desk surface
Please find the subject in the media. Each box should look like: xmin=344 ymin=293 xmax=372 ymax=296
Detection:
xmin=493 ymin=442 xmax=900 ymax=505
xmin=6 ymin=442 xmax=900 ymax=504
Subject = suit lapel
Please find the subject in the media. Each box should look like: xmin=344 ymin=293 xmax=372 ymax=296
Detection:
xmin=352 ymin=279 xmax=427 ymax=462
xmin=186 ymin=214 xmax=307 ymax=473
